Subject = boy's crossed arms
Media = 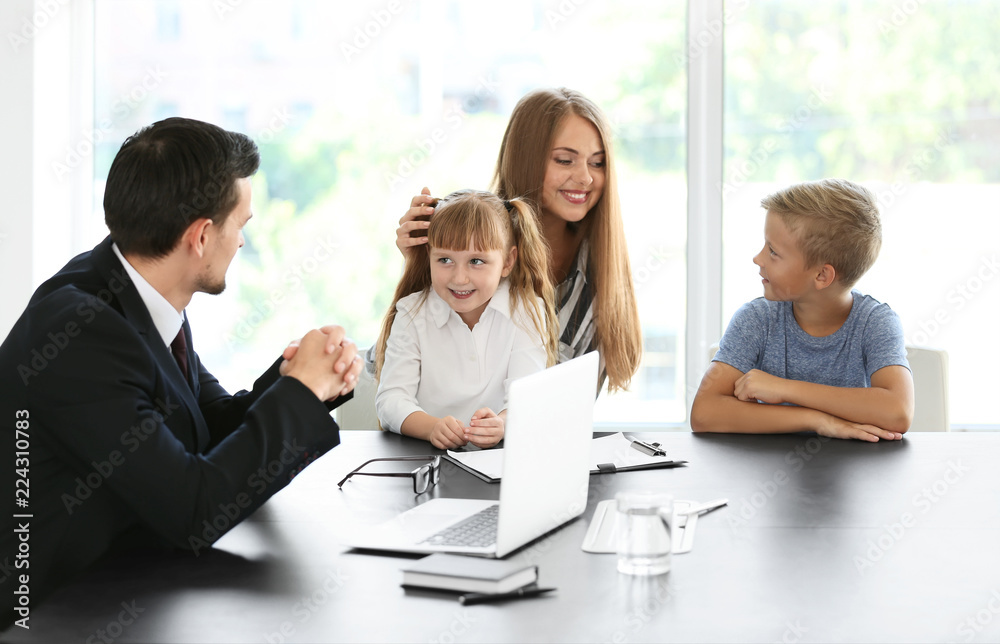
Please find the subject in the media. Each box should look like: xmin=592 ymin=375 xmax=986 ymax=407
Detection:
xmin=691 ymin=360 xmax=913 ymax=442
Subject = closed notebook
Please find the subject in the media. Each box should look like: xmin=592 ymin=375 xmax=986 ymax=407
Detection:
xmin=401 ymin=553 xmax=538 ymax=594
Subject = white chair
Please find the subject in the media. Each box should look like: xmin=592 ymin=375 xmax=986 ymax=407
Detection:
xmin=334 ymin=368 xmax=380 ymax=430
xmin=704 ymin=343 xmax=949 ymax=431
xmin=905 ymin=346 xmax=949 ymax=432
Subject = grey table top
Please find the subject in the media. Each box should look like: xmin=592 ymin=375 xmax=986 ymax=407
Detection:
xmin=6 ymin=430 xmax=1000 ymax=643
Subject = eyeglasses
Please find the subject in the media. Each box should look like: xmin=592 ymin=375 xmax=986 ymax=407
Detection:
xmin=337 ymin=456 xmax=441 ymax=495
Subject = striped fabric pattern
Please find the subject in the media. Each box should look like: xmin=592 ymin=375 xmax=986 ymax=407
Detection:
xmin=554 ymin=240 xmax=605 ymax=392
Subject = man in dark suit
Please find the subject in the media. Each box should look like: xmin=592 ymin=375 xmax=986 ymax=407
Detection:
xmin=0 ymin=117 xmax=361 ymax=628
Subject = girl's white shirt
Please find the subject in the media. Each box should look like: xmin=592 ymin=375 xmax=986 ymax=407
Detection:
xmin=376 ymin=280 xmax=548 ymax=433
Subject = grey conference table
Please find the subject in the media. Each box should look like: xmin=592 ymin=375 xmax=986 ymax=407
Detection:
xmin=6 ymin=430 xmax=1000 ymax=643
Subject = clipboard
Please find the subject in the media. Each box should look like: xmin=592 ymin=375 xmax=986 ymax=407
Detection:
xmin=445 ymin=433 xmax=687 ymax=483
xmin=590 ymin=433 xmax=687 ymax=474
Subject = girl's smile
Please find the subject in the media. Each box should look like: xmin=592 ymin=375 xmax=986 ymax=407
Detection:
xmin=430 ymin=244 xmax=516 ymax=329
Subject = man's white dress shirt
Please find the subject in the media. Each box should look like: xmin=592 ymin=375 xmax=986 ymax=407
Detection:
xmin=112 ymin=242 xmax=184 ymax=348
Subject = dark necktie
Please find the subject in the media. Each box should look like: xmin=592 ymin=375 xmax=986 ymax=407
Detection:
xmin=170 ymin=327 xmax=190 ymax=383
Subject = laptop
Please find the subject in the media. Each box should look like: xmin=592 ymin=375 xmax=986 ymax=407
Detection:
xmin=339 ymin=351 xmax=598 ymax=558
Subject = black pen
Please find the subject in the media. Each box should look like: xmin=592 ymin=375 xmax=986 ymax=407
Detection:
xmin=458 ymin=586 xmax=556 ymax=605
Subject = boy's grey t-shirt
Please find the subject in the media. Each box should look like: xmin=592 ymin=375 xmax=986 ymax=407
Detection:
xmin=714 ymin=291 xmax=909 ymax=387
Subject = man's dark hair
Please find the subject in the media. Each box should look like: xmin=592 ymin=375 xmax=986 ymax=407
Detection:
xmin=104 ymin=117 xmax=260 ymax=258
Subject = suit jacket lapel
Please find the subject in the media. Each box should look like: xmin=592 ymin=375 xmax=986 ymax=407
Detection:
xmin=91 ymin=238 xmax=211 ymax=451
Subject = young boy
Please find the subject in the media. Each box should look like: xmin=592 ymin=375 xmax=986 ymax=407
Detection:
xmin=691 ymin=178 xmax=914 ymax=441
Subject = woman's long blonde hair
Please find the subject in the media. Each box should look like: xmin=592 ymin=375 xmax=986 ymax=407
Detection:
xmin=375 ymin=189 xmax=560 ymax=380
xmin=491 ymin=87 xmax=642 ymax=392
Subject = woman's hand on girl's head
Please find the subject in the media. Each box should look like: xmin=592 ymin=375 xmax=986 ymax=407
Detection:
xmin=466 ymin=408 xmax=505 ymax=449
xmin=430 ymin=415 xmax=468 ymax=450
xmin=395 ymin=186 xmax=436 ymax=256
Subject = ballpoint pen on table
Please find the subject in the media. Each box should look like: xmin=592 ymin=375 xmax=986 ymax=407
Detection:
xmin=458 ymin=586 xmax=556 ymax=605
xmin=674 ymin=498 xmax=728 ymax=554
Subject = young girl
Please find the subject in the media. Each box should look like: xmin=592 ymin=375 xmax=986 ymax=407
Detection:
xmin=395 ymin=88 xmax=643 ymax=394
xmin=375 ymin=189 xmax=559 ymax=450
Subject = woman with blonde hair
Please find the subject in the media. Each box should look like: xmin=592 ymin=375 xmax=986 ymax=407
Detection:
xmin=396 ymin=88 xmax=642 ymax=393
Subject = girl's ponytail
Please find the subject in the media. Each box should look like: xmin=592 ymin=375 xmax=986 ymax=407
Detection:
xmin=505 ymin=198 xmax=560 ymax=366
xmin=375 ymin=245 xmax=431 ymax=381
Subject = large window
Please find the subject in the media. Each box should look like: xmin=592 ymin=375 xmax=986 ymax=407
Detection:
xmin=93 ymin=0 xmax=688 ymax=423
xmin=86 ymin=1 xmax=1000 ymax=428
xmin=722 ymin=0 xmax=1000 ymax=427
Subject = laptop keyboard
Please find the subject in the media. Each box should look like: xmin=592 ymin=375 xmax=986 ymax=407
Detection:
xmin=420 ymin=504 xmax=499 ymax=548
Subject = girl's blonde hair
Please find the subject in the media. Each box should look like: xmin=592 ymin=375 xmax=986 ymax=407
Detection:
xmin=491 ymin=87 xmax=642 ymax=392
xmin=376 ymin=189 xmax=560 ymax=380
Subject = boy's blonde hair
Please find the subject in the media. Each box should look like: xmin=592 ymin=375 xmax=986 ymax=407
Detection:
xmin=491 ymin=87 xmax=642 ymax=392
xmin=375 ymin=189 xmax=560 ymax=380
xmin=761 ymin=178 xmax=882 ymax=288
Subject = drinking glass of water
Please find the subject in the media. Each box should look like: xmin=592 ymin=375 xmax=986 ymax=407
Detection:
xmin=616 ymin=491 xmax=673 ymax=576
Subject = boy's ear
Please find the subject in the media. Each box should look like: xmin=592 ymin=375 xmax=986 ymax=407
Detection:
xmin=813 ymin=263 xmax=837 ymax=290
xmin=501 ymin=246 xmax=518 ymax=277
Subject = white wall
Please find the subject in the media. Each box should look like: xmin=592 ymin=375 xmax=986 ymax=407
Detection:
xmin=0 ymin=0 xmax=93 ymax=338
xmin=0 ymin=0 xmax=36 ymax=337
